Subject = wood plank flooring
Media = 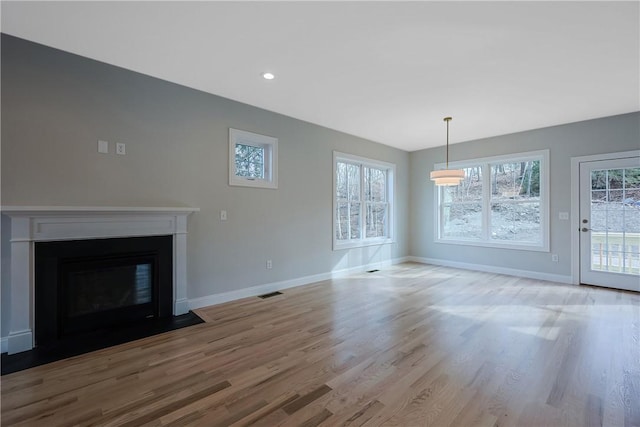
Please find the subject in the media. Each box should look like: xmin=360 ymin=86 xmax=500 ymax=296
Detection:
xmin=2 ymin=262 xmax=639 ymax=426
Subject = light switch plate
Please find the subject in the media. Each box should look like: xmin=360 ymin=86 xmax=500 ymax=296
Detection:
xmin=220 ymin=210 xmax=227 ymax=221
xmin=559 ymin=212 xmax=569 ymax=220
xmin=97 ymin=140 xmax=109 ymax=154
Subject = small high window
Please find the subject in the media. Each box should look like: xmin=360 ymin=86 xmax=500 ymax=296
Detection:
xmin=229 ymin=128 xmax=278 ymax=189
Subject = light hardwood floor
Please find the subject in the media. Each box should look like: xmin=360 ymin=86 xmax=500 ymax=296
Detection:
xmin=2 ymin=263 xmax=639 ymax=426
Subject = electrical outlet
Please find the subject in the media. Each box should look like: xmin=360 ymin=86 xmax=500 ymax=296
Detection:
xmin=551 ymin=254 xmax=559 ymax=262
xmin=116 ymin=142 xmax=126 ymax=155
xmin=266 ymin=260 xmax=273 ymax=269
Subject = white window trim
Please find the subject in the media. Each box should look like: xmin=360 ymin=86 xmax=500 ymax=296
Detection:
xmin=434 ymin=149 xmax=550 ymax=252
xmin=229 ymin=128 xmax=278 ymax=189
xmin=333 ymin=151 xmax=396 ymax=250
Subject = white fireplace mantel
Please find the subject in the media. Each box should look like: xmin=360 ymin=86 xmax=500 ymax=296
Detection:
xmin=1 ymin=205 xmax=199 ymax=354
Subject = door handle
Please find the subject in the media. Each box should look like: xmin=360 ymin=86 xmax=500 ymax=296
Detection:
xmin=581 ymin=227 xmax=590 ymax=232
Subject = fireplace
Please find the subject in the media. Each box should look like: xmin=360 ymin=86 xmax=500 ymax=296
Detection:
xmin=1 ymin=206 xmax=199 ymax=355
xmin=35 ymin=236 xmax=173 ymax=347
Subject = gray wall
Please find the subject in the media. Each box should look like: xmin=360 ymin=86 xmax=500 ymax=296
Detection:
xmin=2 ymin=33 xmax=638 ymax=342
xmin=410 ymin=112 xmax=640 ymax=278
xmin=1 ymin=35 xmax=410 ymax=336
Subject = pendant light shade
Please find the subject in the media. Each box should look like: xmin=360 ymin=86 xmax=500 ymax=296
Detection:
xmin=429 ymin=169 xmax=465 ymax=186
xmin=430 ymin=117 xmax=465 ymax=186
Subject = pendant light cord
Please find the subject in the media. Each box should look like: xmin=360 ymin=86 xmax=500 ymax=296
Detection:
xmin=446 ymin=119 xmax=449 ymax=169
xmin=444 ymin=117 xmax=452 ymax=169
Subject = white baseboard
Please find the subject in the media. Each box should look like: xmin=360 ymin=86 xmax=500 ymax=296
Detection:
xmin=406 ymin=256 xmax=573 ymax=284
xmin=1 ymin=337 xmax=7 ymax=354
xmin=189 ymin=256 xmax=410 ymax=310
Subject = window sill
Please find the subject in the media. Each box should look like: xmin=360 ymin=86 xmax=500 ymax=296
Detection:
xmin=229 ymin=177 xmax=277 ymax=189
xmin=435 ymin=238 xmax=549 ymax=252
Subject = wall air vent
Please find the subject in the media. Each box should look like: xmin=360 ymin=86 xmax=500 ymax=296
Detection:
xmin=258 ymin=291 xmax=283 ymax=299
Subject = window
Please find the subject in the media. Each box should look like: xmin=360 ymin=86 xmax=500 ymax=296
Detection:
xmin=334 ymin=152 xmax=395 ymax=249
xmin=229 ymin=128 xmax=278 ymax=189
xmin=435 ymin=150 xmax=549 ymax=251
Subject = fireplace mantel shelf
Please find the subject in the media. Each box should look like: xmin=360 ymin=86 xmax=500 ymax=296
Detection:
xmin=1 ymin=205 xmax=200 ymax=216
xmin=2 ymin=205 xmax=199 ymax=354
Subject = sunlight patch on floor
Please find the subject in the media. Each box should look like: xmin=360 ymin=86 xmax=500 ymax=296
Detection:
xmin=509 ymin=326 xmax=560 ymax=341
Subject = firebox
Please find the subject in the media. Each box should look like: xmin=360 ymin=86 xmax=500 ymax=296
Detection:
xmin=35 ymin=235 xmax=173 ymax=348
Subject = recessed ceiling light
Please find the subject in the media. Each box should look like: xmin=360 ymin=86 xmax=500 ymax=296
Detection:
xmin=262 ymin=72 xmax=275 ymax=80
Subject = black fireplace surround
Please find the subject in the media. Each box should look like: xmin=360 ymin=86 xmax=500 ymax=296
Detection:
xmin=35 ymin=235 xmax=173 ymax=348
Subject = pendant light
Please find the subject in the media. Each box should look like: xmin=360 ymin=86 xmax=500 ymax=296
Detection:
xmin=430 ymin=116 xmax=465 ymax=186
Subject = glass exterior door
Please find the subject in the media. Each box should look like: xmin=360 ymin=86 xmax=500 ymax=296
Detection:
xmin=579 ymin=157 xmax=640 ymax=291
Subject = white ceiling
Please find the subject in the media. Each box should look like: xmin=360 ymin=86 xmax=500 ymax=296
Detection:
xmin=2 ymin=1 xmax=639 ymax=151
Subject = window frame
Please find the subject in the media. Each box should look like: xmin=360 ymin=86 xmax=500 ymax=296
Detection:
xmin=434 ymin=149 xmax=550 ymax=252
xmin=229 ymin=128 xmax=278 ymax=189
xmin=333 ymin=151 xmax=395 ymax=250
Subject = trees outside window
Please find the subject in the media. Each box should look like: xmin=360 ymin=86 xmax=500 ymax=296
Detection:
xmin=436 ymin=150 xmax=549 ymax=251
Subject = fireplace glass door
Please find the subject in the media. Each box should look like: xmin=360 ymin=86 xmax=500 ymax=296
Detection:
xmin=60 ymin=255 xmax=157 ymax=336
xmin=35 ymin=235 xmax=173 ymax=347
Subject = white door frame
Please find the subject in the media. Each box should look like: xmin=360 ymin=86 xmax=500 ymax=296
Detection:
xmin=570 ymin=150 xmax=640 ymax=285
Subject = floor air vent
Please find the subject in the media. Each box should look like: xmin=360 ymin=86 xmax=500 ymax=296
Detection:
xmin=258 ymin=291 xmax=283 ymax=299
